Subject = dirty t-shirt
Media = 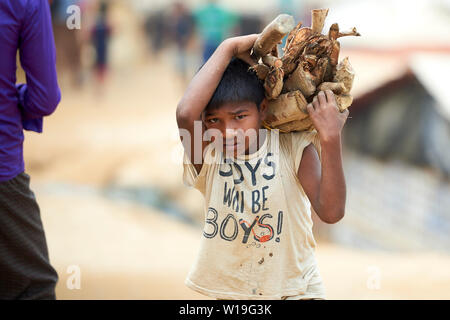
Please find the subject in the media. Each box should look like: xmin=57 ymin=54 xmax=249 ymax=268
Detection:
xmin=182 ymin=129 xmax=326 ymax=300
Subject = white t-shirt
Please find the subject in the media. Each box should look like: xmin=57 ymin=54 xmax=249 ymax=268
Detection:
xmin=182 ymin=129 xmax=326 ymax=300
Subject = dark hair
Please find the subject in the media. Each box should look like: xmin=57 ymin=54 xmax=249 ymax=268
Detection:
xmin=206 ymin=57 xmax=265 ymax=111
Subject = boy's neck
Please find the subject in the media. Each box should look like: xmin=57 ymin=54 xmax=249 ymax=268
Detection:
xmin=244 ymin=128 xmax=268 ymax=156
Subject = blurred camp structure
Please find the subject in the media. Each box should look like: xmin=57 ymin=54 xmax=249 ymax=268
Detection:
xmin=17 ymin=0 xmax=450 ymax=299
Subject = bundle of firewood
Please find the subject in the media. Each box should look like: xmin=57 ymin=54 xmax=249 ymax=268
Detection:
xmin=250 ymin=9 xmax=360 ymax=132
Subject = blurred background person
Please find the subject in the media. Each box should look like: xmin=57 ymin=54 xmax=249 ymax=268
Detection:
xmin=91 ymin=1 xmax=112 ymax=87
xmin=193 ymin=0 xmax=239 ymax=63
xmin=144 ymin=8 xmax=167 ymax=56
xmin=169 ymin=2 xmax=195 ymax=82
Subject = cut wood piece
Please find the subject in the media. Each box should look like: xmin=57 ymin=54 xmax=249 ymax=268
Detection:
xmin=301 ymin=54 xmax=318 ymax=70
xmin=333 ymin=57 xmax=355 ymax=93
xmin=328 ymin=23 xmax=339 ymax=40
xmin=283 ymin=64 xmax=316 ymax=98
xmin=311 ymin=8 xmax=329 ymax=34
xmin=328 ymin=40 xmax=340 ymax=68
xmin=270 ymin=45 xmax=279 ymax=58
xmin=249 ymin=63 xmax=271 ymax=80
xmin=311 ymin=57 xmax=329 ymax=85
xmin=283 ymin=21 xmax=302 ymax=53
xmin=335 ymin=94 xmax=353 ymax=111
xmin=285 ymin=27 xmax=312 ymax=54
xmin=318 ymin=82 xmax=347 ymax=95
xmin=264 ymin=67 xmax=284 ymax=100
xmin=262 ymin=55 xmax=283 ymax=68
xmin=280 ymin=56 xmax=298 ymax=75
xmin=292 ymin=28 xmax=315 ymax=47
xmin=302 ymin=35 xmax=329 ymax=56
xmin=323 ymin=60 xmax=334 ymax=82
xmin=264 ymin=90 xmax=309 ymax=127
xmin=338 ymin=27 xmax=361 ymax=38
xmin=282 ymin=27 xmax=314 ymax=74
xmin=276 ymin=118 xmax=314 ymax=132
xmin=252 ymin=14 xmax=295 ymax=61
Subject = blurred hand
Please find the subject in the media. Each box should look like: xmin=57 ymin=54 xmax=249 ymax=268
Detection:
xmin=224 ymin=34 xmax=259 ymax=66
xmin=306 ymin=90 xmax=349 ymax=142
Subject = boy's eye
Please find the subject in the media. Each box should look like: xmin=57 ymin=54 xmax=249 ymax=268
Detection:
xmin=235 ymin=115 xmax=247 ymax=120
xmin=207 ymin=118 xmax=218 ymax=124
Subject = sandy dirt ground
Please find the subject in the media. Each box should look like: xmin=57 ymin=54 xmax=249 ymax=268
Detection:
xmin=39 ymin=191 xmax=450 ymax=300
xmin=24 ymin=56 xmax=450 ymax=300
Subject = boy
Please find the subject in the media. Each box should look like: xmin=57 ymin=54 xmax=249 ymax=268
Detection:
xmin=176 ymin=34 xmax=348 ymax=300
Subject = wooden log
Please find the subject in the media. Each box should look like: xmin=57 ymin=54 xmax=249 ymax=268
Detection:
xmin=280 ymin=55 xmax=298 ymax=75
xmin=337 ymin=27 xmax=361 ymax=38
xmin=335 ymin=94 xmax=353 ymax=111
xmin=252 ymin=14 xmax=295 ymax=61
xmin=264 ymin=90 xmax=309 ymax=127
xmin=264 ymin=67 xmax=284 ymax=100
xmin=270 ymin=45 xmax=279 ymax=58
xmin=283 ymin=21 xmax=303 ymax=53
xmin=323 ymin=59 xmax=334 ymax=82
xmin=292 ymin=28 xmax=315 ymax=46
xmin=311 ymin=57 xmax=329 ymax=85
xmin=249 ymin=63 xmax=270 ymax=80
xmin=317 ymin=82 xmax=347 ymax=95
xmin=284 ymin=26 xmax=311 ymax=54
xmin=283 ymin=64 xmax=316 ymax=98
xmin=301 ymin=54 xmax=318 ymax=70
xmin=302 ymin=35 xmax=329 ymax=56
xmin=328 ymin=40 xmax=340 ymax=68
xmin=311 ymin=8 xmax=329 ymax=34
xmin=276 ymin=118 xmax=314 ymax=132
xmin=328 ymin=23 xmax=339 ymax=40
xmin=282 ymin=28 xmax=314 ymax=74
xmin=262 ymin=55 xmax=283 ymax=68
xmin=333 ymin=57 xmax=354 ymax=93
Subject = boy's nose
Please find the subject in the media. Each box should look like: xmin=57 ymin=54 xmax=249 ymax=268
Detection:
xmin=224 ymin=128 xmax=241 ymax=140
xmin=223 ymin=128 xmax=247 ymax=145
xmin=224 ymin=128 xmax=236 ymax=136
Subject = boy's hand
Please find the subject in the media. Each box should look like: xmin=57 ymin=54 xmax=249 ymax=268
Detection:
xmin=306 ymin=90 xmax=349 ymax=143
xmin=224 ymin=34 xmax=259 ymax=66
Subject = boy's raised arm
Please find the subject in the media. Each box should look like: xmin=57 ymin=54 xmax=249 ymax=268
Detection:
xmin=176 ymin=34 xmax=258 ymax=174
xmin=298 ymin=90 xmax=349 ymax=224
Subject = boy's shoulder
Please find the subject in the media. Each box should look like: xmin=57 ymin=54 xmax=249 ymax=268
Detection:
xmin=277 ymin=130 xmax=319 ymax=147
xmin=276 ymin=130 xmax=321 ymax=164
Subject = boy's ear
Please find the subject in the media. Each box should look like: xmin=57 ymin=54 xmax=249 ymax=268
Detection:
xmin=259 ymin=98 xmax=268 ymax=119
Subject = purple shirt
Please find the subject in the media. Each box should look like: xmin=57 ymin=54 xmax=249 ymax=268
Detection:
xmin=0 ymin=0 xmax=60 ymax=182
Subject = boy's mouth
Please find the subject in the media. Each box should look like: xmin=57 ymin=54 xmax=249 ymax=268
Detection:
xmin=224 ymin=142 xmax=239 ymax=149
xmin=223 ymin=139 xmax=242 ymax=151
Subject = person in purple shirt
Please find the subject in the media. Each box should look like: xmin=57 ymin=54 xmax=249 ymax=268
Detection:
xmin=0 ymin=0 xmax=60 ymax=299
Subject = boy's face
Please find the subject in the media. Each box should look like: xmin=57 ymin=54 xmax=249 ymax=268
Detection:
xmin=202 ymin=100 xmax=267 ymax=157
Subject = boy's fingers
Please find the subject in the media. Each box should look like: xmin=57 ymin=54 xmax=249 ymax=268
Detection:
xmin=312 ymin=96 xmax=319 ymax=110
xmin=325 ymin=90 xmax=336 ymax=104
xmin=248 ymin=33 xmax=260 ymax=41
xmin=245 ymin=33 xmax=259 ymax=40
xmin=306 ymin=103 xmax=315 ymax=115
xmin=317 ymin=91 xmax=327 ymax=106
xmin=242 ymin=34 xmax=259 ymax=50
